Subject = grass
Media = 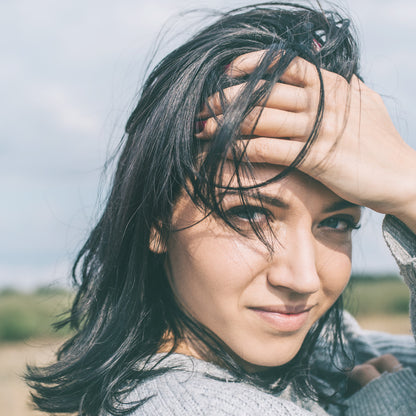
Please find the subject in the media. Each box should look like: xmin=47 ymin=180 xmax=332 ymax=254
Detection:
xmin=0 ymin=287 xmax=73 ymax=341
xmin=0 ymin=276 xmax=411 ymax=341
xmin=345 ymin=275 xmax=410 ymax=317
xmin=0 ymin=278 xmax=410 ymax=416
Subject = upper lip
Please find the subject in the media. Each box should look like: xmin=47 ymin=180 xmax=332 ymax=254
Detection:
xmin=249 ymin=304 xmax=315 ymax=314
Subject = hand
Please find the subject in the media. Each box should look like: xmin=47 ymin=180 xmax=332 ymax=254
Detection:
xmin=197 ymin=51 xmax=416 ymax=232
xmin=347 ymin=354 xmax=403 ymax=394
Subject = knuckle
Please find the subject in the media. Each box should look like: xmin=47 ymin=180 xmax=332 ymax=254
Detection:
xmin=319 ymin=116 xmax=337 ymax=138
xmin=348 ymin=363 xmax=378 ymax=381
xmin=380 ymin=353 xmax=397 ymax=361
xmin=205 ymin=118 xmax=217 ymax=134
xmin=370 ymin=90 xmax=383 ymax=103
xmin=301 ymin=113 xmax=315 ymax=136
xmin=354 ymin=363 xmax=375 ymax=374
xmin=322 ymin=69 xmax=346 ymax=88
xmin=203 ymin=117 xmax=222 ymax=136
xmin=254 ymin=141 xmax=270 ymax=162
xmin=369 ymin=354 xmax=398 ymax=365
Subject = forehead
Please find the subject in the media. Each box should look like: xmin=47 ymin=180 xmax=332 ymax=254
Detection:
xmin=171 ymin=162 xmax=361 ymax=233
xmin=172 ymin=162 xmax=359 ymax=226
xmin=218 ymin=162 xmax=342 ymax=206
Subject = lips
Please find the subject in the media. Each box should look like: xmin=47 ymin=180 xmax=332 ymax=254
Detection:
xmin=249 ymin=304 xmax=315 ymax=332
xmin=253 ymin=304 xmax=313 ymax=314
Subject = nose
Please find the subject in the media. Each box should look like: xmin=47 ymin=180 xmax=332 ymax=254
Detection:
xmin=266 ymin=228 xmax=320 ymax=295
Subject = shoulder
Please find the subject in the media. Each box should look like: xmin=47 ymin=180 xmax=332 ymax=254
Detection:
xmin=134 ymin=371 xmax=311 ymax=415
xmin=122 ymin=355 xmax=317 ymax=416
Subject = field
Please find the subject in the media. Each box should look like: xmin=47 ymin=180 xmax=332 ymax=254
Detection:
xmin=0 ymin=288 xmax=73 ymax=342
xmin=0 ymin=277 xmax=412 ymax=416
xmin=0 ymin=288 xmax=74 ymax=416
xmin=0 ymin=339 xmax=63 ymax=416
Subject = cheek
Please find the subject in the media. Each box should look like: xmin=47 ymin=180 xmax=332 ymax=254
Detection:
xmin=166 ymin=226 xmax=265 ymax=321
xmin=317 ymin=243 xmax=352 ymax=303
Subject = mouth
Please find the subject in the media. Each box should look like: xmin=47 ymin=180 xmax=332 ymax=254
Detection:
xmin=248 ymin=304 xmax=315 ymax=333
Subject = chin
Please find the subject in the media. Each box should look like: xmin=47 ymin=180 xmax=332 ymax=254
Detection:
xmin=233 ymin=341 xmax=303 ymax=371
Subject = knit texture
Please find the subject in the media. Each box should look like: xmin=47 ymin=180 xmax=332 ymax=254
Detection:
xmin=344 ymin=368 xmax=416 ymax=416
xmin=383 ymin=214 xmax=416 ymax=337
xmin=126 ymin=355 xmax=318 ymax=415
xmin=108 ymin=215 xmax=416 ymax=415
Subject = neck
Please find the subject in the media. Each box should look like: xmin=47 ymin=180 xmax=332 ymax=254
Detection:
xmin=157 ymin=331 xmax=273 ymax=374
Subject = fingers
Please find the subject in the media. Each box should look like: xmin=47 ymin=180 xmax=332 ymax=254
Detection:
xmin=348 ymin=363 xmax=381 ymax=387
xmin=348 ymin=354 xmax=404 ymax=393
xmin=225 ymin=50 xmax=280 ymax=78
xmin=227 ymin=138 xmax=304 ymax=167
xmin=197 ymin=107 xmax=311 ymax=139
xmin=242 ymin=107 xmax=310 ymax=137
xmin=280 ymin=57 xmax=319 ymax=87
xmin=226 ymin=51 xmax=318 ymax=87
xmin=197 ymin=52 xmax=325 ymax=138
xmin=199 ymin=81 xmax=309 ymax=119
xmin=366 ymin=354 xmax=403 ymax=374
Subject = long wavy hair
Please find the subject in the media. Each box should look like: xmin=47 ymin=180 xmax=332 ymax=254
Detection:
xmin=27 ymin=2 xmax=360 ymax=415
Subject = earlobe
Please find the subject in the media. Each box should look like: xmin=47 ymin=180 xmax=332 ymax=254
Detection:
xmin=149 ymin=226 xmax=167 ymax=254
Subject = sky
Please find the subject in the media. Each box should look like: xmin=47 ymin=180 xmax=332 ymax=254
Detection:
xmin=1 ymin=0 xmax=415 ymax=290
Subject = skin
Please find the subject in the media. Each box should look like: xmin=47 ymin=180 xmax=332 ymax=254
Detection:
xmin=163 ymin=165 xmax=361 ymax=370
xmin=348 ymin=354 xmax=403 ymax=392
xmin=160 ymin=51 xmax=416 ymax=380
xmin=198 ymin=52 xmax=416 ymax=233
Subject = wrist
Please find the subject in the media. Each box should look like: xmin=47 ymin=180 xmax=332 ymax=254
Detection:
xmin=394 ymin=212 xmax=416 ymax=236
xmin=388 ymin=195 xmax=416 ymax=235
xmin=383 ymin=150 xmax=416 ymax=233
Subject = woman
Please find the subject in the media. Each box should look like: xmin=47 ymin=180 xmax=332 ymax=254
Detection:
xmin=27 ymin=2 xmax=416 ymax=415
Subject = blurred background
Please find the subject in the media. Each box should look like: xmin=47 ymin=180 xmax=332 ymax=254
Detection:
xmin=1 ymin=0 xmax=415 ymax=414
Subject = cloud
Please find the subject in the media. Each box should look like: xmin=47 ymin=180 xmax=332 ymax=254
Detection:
xmin=1 ymin=0 xmax=415 ymax=288
xmin=31 ymin=83 xmax=100 ymax=135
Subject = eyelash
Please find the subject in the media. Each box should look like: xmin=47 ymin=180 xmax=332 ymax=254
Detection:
xmin=226 ymin=205 xmax=272 ymax=224
xmin=226 ymin=206 xmax=361 ymax=232
xmin=318 ymin=215 xmax=361 ymax=232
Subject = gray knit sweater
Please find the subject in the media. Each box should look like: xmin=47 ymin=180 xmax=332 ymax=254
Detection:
xmin=116 ymin=215 xmax=416 ymax=415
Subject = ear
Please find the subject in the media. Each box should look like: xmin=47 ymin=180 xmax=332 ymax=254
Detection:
xmin=149 ymin=225 xmax=167 ymax=254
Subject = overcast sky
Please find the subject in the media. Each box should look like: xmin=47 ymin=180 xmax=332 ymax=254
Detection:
xmin=1 ymin=0 xmax=415 ymax=289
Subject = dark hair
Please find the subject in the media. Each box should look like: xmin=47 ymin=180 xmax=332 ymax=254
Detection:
xmin=27 ymin=2 xmax=360 ymax=415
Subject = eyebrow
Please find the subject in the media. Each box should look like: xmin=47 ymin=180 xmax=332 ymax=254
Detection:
xmin=250 ymin=193 xmax=289 ymax=209
xmin=218 ymin=190 xmax=360 ymax=213
xmin=323 ymin=200 xmax=361 ymax=213
xmin=218 ymin=190 xmax=290 ymax=209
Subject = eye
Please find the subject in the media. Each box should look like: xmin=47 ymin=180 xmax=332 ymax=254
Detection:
xmin=319 ymin=215 xmax=361 ymax=232
xmin=226 ymin=205 xmax=272 ymax=224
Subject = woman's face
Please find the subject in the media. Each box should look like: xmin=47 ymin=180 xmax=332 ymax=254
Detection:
xmin=164 ymin=164 xmax=361 ymax=368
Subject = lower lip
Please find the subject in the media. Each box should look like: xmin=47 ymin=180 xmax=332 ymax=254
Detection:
xmin=251 ymin=308 xmax=310 ymax=332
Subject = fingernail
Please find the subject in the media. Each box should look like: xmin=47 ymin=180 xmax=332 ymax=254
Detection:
xmin=312 ymin=38 xmax=322 ymax=52
xmin=195 ymin=120 xmax=207 ymax=133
